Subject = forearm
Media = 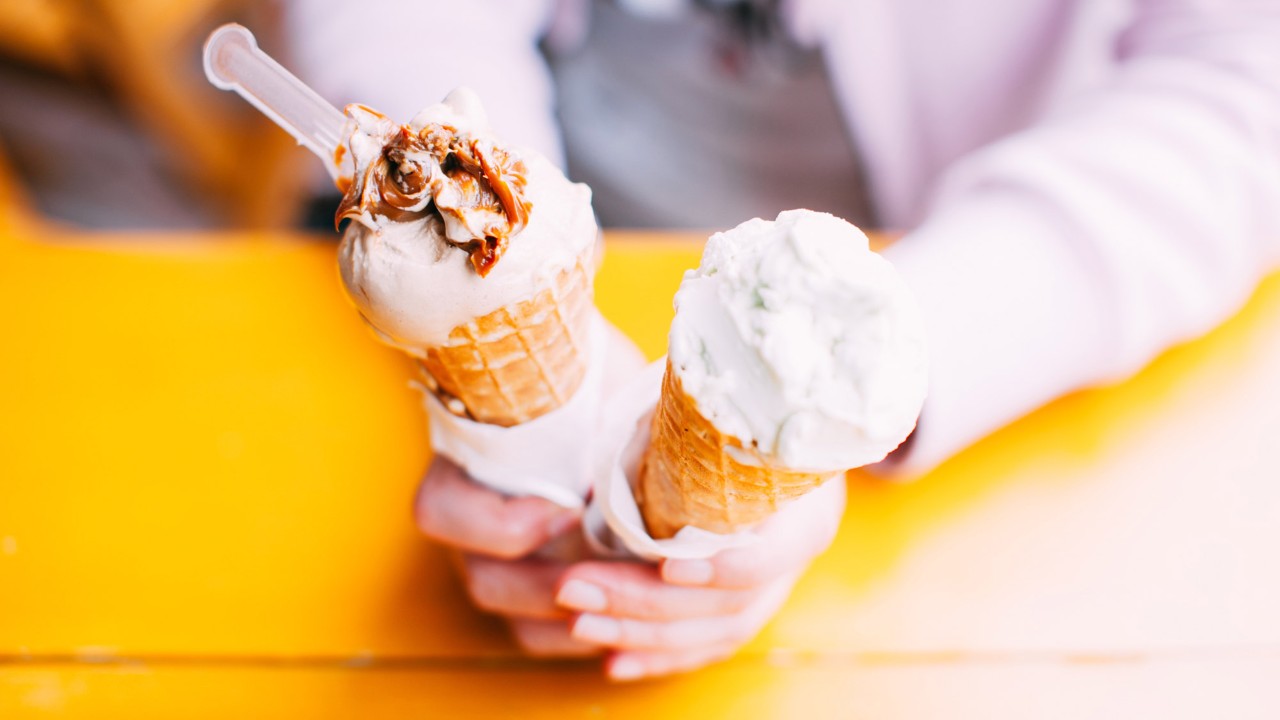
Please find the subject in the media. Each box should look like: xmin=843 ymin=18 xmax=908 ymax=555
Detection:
xmin=886 ymin=2 xmax=1280 ymax=471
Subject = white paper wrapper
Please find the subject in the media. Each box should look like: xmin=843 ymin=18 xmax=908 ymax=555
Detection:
xmin=583 ymin=359 xmax=769 ymax=562
xmin=422 ymin=312 xmax=608 ymax=509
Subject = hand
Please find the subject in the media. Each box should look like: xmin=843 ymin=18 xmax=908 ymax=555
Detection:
xmin=415 ymin=454 xmax=603 ymax=656
xmin=416 ymin=456 xmax=846 ymax=679
xmin=415 ymin=321 xmax=845 ymax=680
xmin=413 ymin=320 xmax=648 ymax=658
xmin=554 ymin=478 xmax=847 ymax=681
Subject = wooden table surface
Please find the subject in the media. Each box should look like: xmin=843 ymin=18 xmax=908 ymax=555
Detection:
xmin=2 ymin=217 xmax=1279 ymax=717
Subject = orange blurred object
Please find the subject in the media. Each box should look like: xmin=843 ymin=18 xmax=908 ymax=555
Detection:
xmin=0 ymin=0 xmax=77 ymax=75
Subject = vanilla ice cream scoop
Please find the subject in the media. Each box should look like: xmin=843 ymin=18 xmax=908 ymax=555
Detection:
xmin=668 ymin=209 xmax=928 ymax=471
xmin=336 ymin=88 xmax=597 ymax=352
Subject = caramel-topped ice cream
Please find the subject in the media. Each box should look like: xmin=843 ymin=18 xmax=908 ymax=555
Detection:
xmin=336 ymin=88 xmax=598 ymax=426
xmin=336 ymin=92 xmax=530 ymax=277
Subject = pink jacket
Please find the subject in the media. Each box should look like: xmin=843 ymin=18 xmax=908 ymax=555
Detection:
xmin=286 ymin=0 xmax=1280 ymax=471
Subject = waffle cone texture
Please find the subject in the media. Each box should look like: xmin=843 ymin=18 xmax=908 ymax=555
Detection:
xmin=636 ymin=361 xmax=833 ymax=538
xmin=418 ymin=257 xmax=593 ymax=427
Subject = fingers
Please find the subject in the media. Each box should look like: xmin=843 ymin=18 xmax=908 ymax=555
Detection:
xmin=415 ymin=455 xmax=579 ymax=559
xmin=461 ymin=554 xmax=568 ymax=620
xmin=570 ymin=614 xmax=750 ymax=651
xmin=418 ymin=432 xmax=841 ymax=686
xmin=605 ymin=644 xmax=739 ymax=682
xmin=544 ymin=482 xmax=841 ymax=682
xmin=555 ymin=562 xmax=757 ymax=621
xmin=661 ymin=480 xmax=846 ymax=589
xmin=568 ymin=573 xmax=797 ymax=652
xmin=508 ymin=618 xmax=602 ymax=658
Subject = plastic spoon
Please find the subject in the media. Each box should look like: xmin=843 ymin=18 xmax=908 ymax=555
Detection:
xmin=203 ymin=23 xmax=349 ymax=180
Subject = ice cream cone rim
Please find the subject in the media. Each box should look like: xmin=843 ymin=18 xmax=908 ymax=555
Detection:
xmin=585 ymin=358 xmax=766 ymax=561
xmin=633 ymin=360 xmax=838 ymax=538
xmin=666 ymin=360 xmax=846 ymax=475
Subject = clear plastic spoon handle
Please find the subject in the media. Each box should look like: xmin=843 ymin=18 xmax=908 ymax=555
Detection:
xmin=203 ymin=23 xmax=348 ymax=180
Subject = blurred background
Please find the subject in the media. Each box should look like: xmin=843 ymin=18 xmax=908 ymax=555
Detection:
xmin=0 ymin=0 xmax=874 ymax=233
xmin=0 ymin=0 xmax=310 ymax=231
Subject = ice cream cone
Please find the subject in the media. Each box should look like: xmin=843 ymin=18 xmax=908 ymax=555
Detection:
xmin=635 ymin=360 xmax=834 ymax=538
xmin=631 ymin=210 xmax=927 ymax=540
xmin=334 ymin=90 xmax=602 ymax=430
xmin=418 ymin=254 xmax=594 ymax=427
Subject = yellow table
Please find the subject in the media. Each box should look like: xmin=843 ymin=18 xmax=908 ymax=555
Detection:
xmin=2 ymin=220 xmax=1279 ymax=717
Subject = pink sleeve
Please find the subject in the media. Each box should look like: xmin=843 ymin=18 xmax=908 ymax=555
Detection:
xmin=281 ymin=0 xmax=563 ymax=165
xmin=884 ymin=2 xmax=1280 ymax=473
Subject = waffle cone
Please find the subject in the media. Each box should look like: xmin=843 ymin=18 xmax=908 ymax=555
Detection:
xmin=418 ymin=257 xmax=593 ymax=426
xmin=635 ymin=361 xmax=833 ymax=538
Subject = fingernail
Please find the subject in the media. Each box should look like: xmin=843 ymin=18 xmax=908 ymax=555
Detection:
xmin=663 ymin=559 xmax=714 ymax=586
xmin=573 ymin=614 xmax=620 ymax=643
xmin=609 ymin=656 xmax=646 ymax=682
xmin=557 ymin=580 xmax=608 ymax=613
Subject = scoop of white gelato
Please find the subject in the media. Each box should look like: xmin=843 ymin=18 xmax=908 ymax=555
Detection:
xmin=336 ymin=89 xmax=597 ymax=351
xmin=668 ymin=209 xmax=928 ymax=471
